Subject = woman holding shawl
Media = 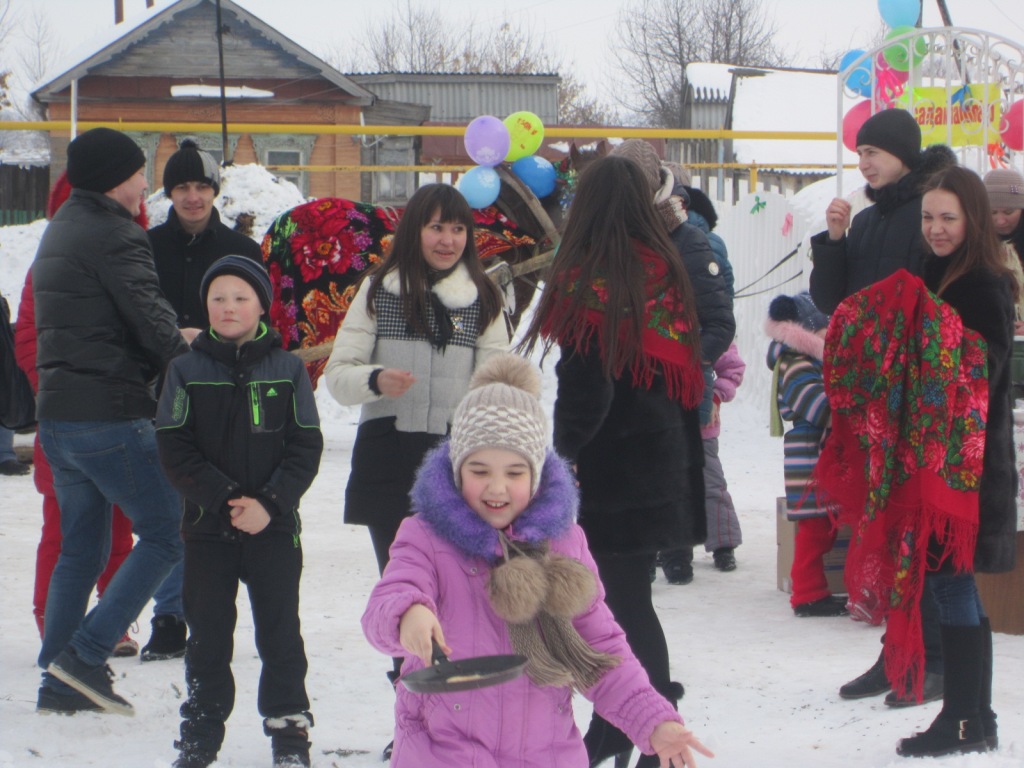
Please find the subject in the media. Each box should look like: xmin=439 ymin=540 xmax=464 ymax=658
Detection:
xmin=520 ymin=155 xmax=707 ymax=768
xmin=817 ymin=166 xmax=1017 ymax=758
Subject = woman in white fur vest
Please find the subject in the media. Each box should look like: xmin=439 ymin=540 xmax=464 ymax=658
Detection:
xmin=325 ymin=183 xmax=510 ymax=575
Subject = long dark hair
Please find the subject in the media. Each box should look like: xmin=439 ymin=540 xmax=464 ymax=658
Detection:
xmin=365 ymin=183 xmax=502 ymax=334
xmin=519 ymin=155 xmax=699 ymax=377
xmin=923 ymin=166 xmax=1020 ymax=303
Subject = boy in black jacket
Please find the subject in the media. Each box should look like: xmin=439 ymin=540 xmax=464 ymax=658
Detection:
xmin=156 ymin=255 xmax=323 ymax=768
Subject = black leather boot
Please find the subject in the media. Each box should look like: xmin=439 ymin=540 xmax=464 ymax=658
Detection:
xmin=897 ymin=625 xmax=988 ymax=758
xmin=839 ymin=647 xmax=889 ymax=699
xmin=979 ymin=618 xmax=997 ymax=750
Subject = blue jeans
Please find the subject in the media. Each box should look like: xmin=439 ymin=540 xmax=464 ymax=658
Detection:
xmin=38 ymin=419 xmax=183 ymax=676
xmin=0 ymin=425 xmax=16 ymax=463
xmin=926 ymin=571 xmax=987 ymax=627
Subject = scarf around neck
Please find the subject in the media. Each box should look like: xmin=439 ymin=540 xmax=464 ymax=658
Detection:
xmin=814 ymin=269 xmax=987 ymax=701
xmin=410 ymin=443 xmax=619 ymax=689
xmin=541 ymin=242 xmax=704 ymax=409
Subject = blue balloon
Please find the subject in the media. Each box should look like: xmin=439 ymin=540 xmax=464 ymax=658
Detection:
xmin=458 ymin=166 xmax=501 ymax=209
xmin=839 ymin=49 xmax=873 ymax=98
xmin=511 ymin=156 xmax=557 ymax=198
xmin=878 ymin=0 xmax=919 ymax=29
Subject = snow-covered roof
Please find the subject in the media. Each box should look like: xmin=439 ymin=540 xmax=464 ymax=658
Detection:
xmin=685 ymin=63 xmax=736 ymax=99
xmin=32 ymin=0 xmax=374 ymax=105
xmin=730 ymin=68 xmax=858 ymax=172
xmin=169 ymin=85 xmax=274 ymax=99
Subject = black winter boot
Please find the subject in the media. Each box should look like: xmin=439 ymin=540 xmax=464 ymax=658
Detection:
xmin=979 ymin=618 xmax=997 ymax=750
xmin=265 ymin=711 xmax=313 ymax=767
xmin=141 ymin=615 xmax=187 ymax=661
xmin=897 ymin=625 xmax=988 ymax=758
xmin=839 ymin=646 xmax=889 ymax=699
xmin=661 ymin=548 xmax=694 ymax=585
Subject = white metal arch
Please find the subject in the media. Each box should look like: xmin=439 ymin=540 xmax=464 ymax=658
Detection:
xmin=835 ymin=26 xmax=1024 ymax=194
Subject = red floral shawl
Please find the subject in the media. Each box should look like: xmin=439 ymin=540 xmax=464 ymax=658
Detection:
xmin=541 ymin=242 xmax=704 ymax=409
xmin=814 ymin=270 xmax=987 ymax=700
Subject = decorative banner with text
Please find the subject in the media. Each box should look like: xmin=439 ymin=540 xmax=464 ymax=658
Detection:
xmin=899 ymin=84 xmax=1002 ymax=146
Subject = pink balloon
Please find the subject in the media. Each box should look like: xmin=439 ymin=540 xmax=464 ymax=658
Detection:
xmin=842 ymin=101 xmax=875 ymax=152
xmin=1002 ymin=100 xmax=1024 ymax=152
xmin=875 ymin=52 xmax=909 ymax=85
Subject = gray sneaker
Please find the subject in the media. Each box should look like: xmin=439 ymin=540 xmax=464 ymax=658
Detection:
xmin=47 ymin=648 xmax=134 ymax=716
xmin=36 ymin=685 xmax=103 ymax=715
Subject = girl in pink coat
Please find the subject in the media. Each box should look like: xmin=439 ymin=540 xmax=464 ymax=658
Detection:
xmin=362 ymin=354 xmax=713 ymax=768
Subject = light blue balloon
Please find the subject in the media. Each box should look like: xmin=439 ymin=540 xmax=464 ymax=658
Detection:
xmin=458 ymin=166 xmax=501 ymax=209
xmin=839 ymin=49 xmax=873 ymax=98
xmin=878 ymin=0 xmax=919 ymax=29
xmin=511 ymin=156 xmax=557 ymax=198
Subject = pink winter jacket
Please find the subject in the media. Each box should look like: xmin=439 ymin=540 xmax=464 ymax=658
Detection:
xmin=362 ymin=450 xmax=683 ymax=768
xmin=701 ymin=342 xmax=745 ymax=440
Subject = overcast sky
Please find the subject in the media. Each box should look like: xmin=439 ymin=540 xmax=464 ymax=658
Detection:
xmin=10 ymin=0 xmax=1024 ymax=104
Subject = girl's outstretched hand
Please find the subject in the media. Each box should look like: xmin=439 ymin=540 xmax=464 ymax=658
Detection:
xmin=650 ymin=721 xmax=714 ymax=768
xmin=398 ymin=604 xmax=450 ymax=665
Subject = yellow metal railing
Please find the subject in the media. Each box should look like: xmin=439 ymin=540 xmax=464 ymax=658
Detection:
xmin=0 ymin=120 xmax=838 ymax=142
xmin=1 ymin=121 xmax=851 ymax=193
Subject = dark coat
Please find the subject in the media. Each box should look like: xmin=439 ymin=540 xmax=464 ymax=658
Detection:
xmin=552 ymin=341 xmax=706 ymax=556
xmin=809 ymin=145 xmax=957 ymax=315
xmin=149 ymin=207 xmax=264 ymax=328
xmin=667 ymin=218 xmax=735 ymax=366
xmin=922 ymin=257 xmax=1017 ymax=573
xmin=156 ymin=325 xmax=323 ymax=542
xmin=32 ymin=189 xmax=188 ymax=421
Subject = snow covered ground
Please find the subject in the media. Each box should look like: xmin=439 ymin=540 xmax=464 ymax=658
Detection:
xmin=1 ymin=170 xmax=1022 ymax=768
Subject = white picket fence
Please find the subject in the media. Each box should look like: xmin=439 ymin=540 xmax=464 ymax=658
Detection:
xmin=713 ymin=189 xmax=813 ymax=418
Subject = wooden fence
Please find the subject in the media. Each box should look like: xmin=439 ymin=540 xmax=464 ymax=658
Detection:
xmin=1 ymin=164 xmax=49 ymax=224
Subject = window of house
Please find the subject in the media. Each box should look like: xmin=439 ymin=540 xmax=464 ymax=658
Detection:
xmin=265 ymin=149 xmax=304 ymax=193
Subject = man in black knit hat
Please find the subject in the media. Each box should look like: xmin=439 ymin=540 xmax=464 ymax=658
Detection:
xmin=32 ymin=127 xmax=190 ymax=715
xmin=150 ymin=139 xmax=264 ymax=332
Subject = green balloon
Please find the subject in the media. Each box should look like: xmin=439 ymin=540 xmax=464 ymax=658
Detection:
xmin=882 ymin=26 xmax=928 ymax=72
xmin=503 ymin=111 xmax=545 ymax=162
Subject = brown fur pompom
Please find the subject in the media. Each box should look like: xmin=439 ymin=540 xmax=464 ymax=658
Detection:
xmin=468 ymin=353 xmax=541 ymax=398
xmin=541 ymin=554 xmax=597 ymax=617
xmin=488 ymin=556 xmax=547 ymax=623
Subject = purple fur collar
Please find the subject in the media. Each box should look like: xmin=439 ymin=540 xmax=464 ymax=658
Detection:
xmin=411 ymin=442 xmax=580 ymax=563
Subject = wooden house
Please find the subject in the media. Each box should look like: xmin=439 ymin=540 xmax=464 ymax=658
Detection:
xmin=31 ymin=0 xmax=379 ymax=199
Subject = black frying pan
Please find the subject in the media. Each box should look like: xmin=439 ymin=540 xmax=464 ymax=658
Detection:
xmin=401 ymin=640 xmax=528 ymax=694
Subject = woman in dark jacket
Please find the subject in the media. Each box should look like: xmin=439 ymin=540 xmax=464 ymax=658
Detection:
xmin=898 ymin=166 xmax=1018 ymax=757
xmin=520 ymin=155 xmax=706 ymax=768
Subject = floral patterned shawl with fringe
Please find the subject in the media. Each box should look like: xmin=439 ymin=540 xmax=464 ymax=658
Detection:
xmin=814 ymin=269 xmax=988 ymax=701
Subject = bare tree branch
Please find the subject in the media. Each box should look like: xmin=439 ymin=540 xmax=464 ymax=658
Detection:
xmin=611 ymin=0 xmax=788 ymax=126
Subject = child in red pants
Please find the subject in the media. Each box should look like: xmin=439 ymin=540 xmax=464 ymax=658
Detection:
xmin=766 ymin=292 xmax=847 ymax=617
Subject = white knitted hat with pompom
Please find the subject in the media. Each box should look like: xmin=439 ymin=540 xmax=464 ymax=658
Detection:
xmin=449 ymin=353 xmax=548 ymax=495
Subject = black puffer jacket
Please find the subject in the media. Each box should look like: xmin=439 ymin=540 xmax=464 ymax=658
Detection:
xmin=809 ymin=145 xmax=957 ymax=315
xmin=922 ymin=257 xmax=1017 ymax=573
xmin=668 ymin=218 xmax=735 ymax=364
xmin=32 ymin=189 xmax=188 ymax=420
xmin=156 ymin=325 xmax=323 ymax=542
xmin=149 ymin=207 xmax=264 ymax=328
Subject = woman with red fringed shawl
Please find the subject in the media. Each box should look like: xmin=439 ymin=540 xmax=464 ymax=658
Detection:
xmin=519 ymin=155 xmax=707 ymax=768
xmin=816 ymin=167 xmax=1018 ymax=758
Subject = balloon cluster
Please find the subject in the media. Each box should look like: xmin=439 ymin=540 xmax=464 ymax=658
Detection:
xmin=838 ymin=0 xmax=924 ymax=151
xmin=458 ymin=111 xmax=556 ymax=208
